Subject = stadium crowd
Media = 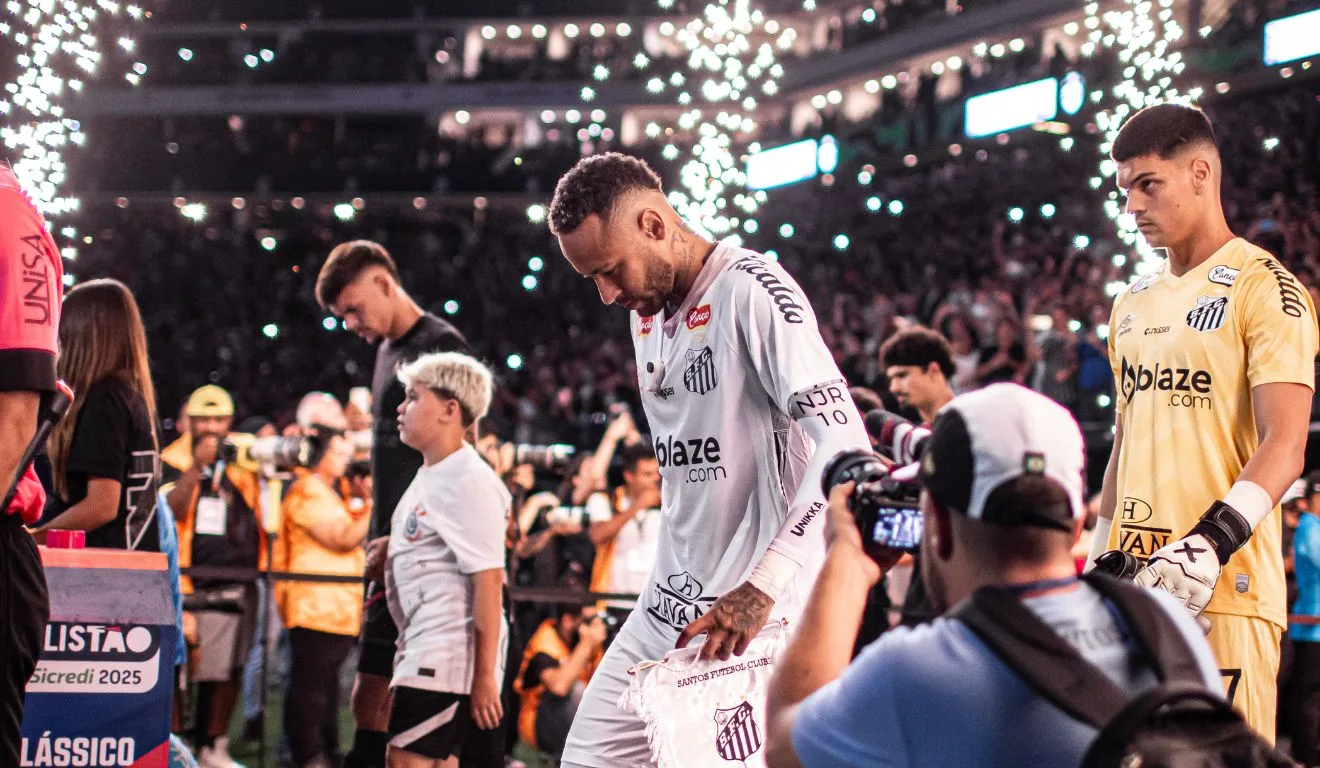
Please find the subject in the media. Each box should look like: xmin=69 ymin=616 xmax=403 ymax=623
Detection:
xmin=66 ymin=77 xmax=1320 ymax=444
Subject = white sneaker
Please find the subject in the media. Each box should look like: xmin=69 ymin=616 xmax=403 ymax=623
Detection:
xmin=198 ymin=736 xmax=246 ymax=768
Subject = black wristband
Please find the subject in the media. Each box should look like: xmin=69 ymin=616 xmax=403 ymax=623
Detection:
xmin=1189 ymin=500 xmax=1252 ymax=566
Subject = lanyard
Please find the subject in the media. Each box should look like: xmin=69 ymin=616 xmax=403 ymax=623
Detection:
xmin=1001 ymin=575 xmax=1079 ymax=597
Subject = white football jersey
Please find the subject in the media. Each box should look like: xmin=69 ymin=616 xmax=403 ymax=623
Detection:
xmin=628 ymin=241 xmax=870 ymax=645
xmin=386 ymin=444 xmax=510 ymax=693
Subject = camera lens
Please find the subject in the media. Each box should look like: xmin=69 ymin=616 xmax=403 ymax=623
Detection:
xmin=820 ymin=449 xmax=889 ymax=497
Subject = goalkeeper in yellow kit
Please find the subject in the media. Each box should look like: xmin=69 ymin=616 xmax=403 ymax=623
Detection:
xmin=1088 ymin=103 xmax=1318 ymax=740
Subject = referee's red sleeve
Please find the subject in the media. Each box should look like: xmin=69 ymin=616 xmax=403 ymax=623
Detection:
xmin=0 ymin=168 xmax=62 ymax=394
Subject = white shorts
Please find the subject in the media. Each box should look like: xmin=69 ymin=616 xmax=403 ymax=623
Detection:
xmin=560 ymin=616 xmax=668 ymax=768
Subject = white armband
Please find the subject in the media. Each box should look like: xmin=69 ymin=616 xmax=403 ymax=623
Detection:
xmin=746 ymin=548 xmax=799 ymax=600
xmin=1084 ymin=516 xmax=1114 ymax=573
xmin=1223 ymin=480 xmax=1274 ymax=531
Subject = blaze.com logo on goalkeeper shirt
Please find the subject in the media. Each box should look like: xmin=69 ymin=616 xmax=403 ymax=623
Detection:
xmin=1120 ymin=358 xmax=1214 ymax=410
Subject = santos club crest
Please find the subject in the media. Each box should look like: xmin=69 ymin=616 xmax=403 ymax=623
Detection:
xmin=1186 ymin=295 xmax=1228 ymax=332
xmin=714 ymin=701 xmax=763 ymax=764
xmin=684 ymin=346 xmax=718 ymax=395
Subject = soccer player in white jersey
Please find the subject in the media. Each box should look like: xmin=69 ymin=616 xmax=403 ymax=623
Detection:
xmin=1088 ymin=103 xmax=1318 ymax=739
xmin=549 ymin=153 xmax=871 ymax=767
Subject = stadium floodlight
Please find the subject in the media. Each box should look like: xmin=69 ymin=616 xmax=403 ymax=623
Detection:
xmin=964 ymin=78 xmax=1059 ymax=139
xmin=746 ymin=138 xmax=819 ymax=190
xmin=1264 ymin=8 xmax=1320 ymax=65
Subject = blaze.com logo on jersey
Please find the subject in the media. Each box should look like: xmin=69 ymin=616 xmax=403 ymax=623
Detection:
xmin=1119 ymin=357 xmax=1214 ymax=410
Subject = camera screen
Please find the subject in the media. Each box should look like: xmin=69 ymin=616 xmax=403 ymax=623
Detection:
xmin=870 ymin=504 xmax=923 ymax=550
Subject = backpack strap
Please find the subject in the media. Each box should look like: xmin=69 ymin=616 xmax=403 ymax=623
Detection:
xmin=1080 ymin=572 xmax=1206 ymax=688
xmin=951 ymin=586 xmax=1130 ymax=728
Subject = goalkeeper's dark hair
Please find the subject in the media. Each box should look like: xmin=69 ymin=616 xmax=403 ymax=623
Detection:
xmin=549 ymin=153 xmax=663 ymax=235
xmin=880 ymin=326 xmax=956 ymax=379
xmin=1111 ymin=103 xmax=1217 ymax=163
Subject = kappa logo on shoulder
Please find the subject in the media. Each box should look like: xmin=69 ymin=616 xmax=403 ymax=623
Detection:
xmin=1116 ymin=314 xmax=1136 ymax=339
xmin=1130 ymin=274 xmax=1157 ymax=294
xmin=638 ymin=315 xmax=655 ymax=337
xmin=686 ymin=304 xmax=712 ymax=330
xmin=1208 ymin=265 xmax=1239 ymax=287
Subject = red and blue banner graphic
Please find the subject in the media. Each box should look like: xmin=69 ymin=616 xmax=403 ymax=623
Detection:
xmin=19 ymin=621 xmax=174 ymax=767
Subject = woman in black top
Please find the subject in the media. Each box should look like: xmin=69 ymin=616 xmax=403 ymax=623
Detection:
xmin=41 ymin=279 xmax=161 ymax=551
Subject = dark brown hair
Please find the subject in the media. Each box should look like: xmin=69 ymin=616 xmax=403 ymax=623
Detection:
xmin=315 ymin=240 xmax=400 ymax=308
xmin=1111 ymin=103 xmax=1217 ymax=163
xmin=880 ymin=326 xmax=956 ymax=379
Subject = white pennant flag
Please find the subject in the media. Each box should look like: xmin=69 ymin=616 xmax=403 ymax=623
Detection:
xmin=620 ymin=620 xmax=788 ymax=768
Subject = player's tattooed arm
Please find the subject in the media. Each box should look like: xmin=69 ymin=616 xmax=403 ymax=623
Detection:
xmin=676 ymin=581 xmax=775 ymax=662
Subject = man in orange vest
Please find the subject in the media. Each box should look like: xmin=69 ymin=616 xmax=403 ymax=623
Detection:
xmin=162 ymin=385 xmax=264 ymax=768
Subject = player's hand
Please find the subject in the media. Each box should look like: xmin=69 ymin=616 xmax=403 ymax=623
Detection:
xmin=676 ymin=581 xmax=774 ymax=662
xmin=471 ymin=675 xmax=503 ymax=730
xmin=1133 ymin=533 xmax=1221 ymax=618
xmin=363 ymin=535 xmax=390 ymax=584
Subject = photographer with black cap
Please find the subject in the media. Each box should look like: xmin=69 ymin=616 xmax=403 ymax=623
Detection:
xmin=765 ymin=384 xmax=1223 ymax=768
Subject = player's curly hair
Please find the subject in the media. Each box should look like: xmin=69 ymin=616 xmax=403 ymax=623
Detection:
xmin=549 ymin=153 xmax=663 ymax=235
xmin=1111 ymin=102 xmax=1217 ymax=162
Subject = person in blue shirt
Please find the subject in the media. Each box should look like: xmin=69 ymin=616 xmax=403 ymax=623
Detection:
xmin=1289 ymin=472 xmax=1320 ymax=766
xmin=765 ymin=384 xmax=1222 ymax=768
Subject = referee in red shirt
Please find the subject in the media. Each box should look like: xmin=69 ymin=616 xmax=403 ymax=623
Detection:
xmin=0 ymin=163 xmax=63 ymax=766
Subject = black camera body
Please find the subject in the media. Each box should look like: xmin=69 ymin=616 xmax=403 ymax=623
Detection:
xmin=345 ymin=458 xmax=372 ymax=481
xmin=1092 ymin=549 xmax=1144 ymax=580
xmin=821 ymin=450 xmax=924 ymax=552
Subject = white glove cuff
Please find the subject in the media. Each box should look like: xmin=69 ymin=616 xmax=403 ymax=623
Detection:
xmin=747 ymin=548 xmax=799 ymax=600
xmin=1084 ymin=516 xmax=1114 ymax=573
xmin=1222 ymin=480 xmax=1273 ymax=531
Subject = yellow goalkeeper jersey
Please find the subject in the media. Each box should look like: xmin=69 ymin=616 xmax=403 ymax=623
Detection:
xmin=1105 ymin=237 xmax=1318 ymax=628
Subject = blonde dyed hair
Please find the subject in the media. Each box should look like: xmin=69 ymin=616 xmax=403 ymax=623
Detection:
xmin=397 ymin=352 xmax=493 ymax=426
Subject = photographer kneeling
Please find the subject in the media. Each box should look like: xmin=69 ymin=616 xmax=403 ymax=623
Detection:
xmin=765 ymin=384 xmax=1222 ymax=768
xmin=514 ymin=595 xmax=606 ymax=759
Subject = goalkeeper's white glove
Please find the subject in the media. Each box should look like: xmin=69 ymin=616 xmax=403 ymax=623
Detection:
xmin=1133 ymin=497 xmax=1257 ymax=618
xmin=1133 ymin=533 xmax=1220 ymax=616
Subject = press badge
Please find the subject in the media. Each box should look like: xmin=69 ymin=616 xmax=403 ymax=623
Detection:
xmin=195 ymin=496 xmax=228 ymax=536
